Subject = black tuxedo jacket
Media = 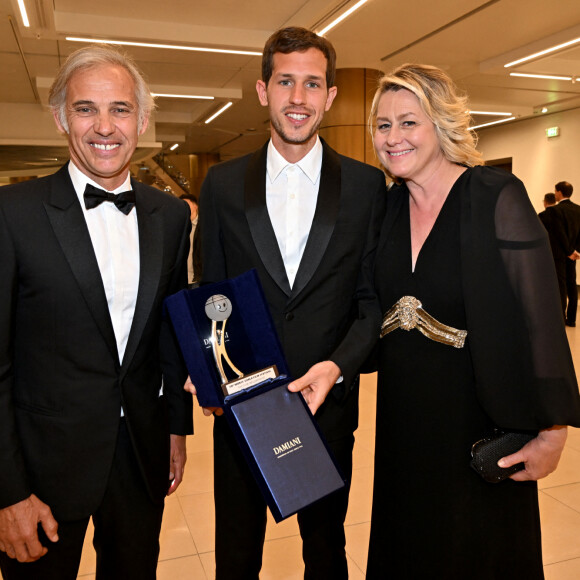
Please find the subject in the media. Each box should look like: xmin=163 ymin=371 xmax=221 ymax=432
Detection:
xmin=551 ymin=198 xmax=580 ymax=258
xmin=0 ymin=164 xmax=193 ymax=520
xmin=538 ymin=206 xmax=559 ymax=253
xmin=198 ymin=140 xmax=387 ymax=439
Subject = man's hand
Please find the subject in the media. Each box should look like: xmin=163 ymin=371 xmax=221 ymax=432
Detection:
xmin=568 ymin=251 xmax=580 ymax=261
xmin=498 ymin=425 xmax=567 ymax=481
xmin=183 ymin=376 xmax=196 ymax=395
xmin=0 ymin=494 xmax=58 ymax=562
xmin=183 ymin=376 xmax=223 ymax=416
xmin=287 ymin=361 xmax=341 ymax=415
xmin=168 ymin=434 xmax=187 ymax=495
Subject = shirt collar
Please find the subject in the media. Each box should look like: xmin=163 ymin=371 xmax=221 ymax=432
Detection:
xmin=68 ymin=161 xmax=132 ymax=204
xmin=266 ymin=137 xmax=323 ymax=184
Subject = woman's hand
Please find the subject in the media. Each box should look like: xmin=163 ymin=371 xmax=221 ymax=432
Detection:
xmin=498 ymin=425 xmax=567 ymax=481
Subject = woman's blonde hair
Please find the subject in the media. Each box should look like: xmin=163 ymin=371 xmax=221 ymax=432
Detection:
xmin=369 ymin=63 xmax=484 ymax=172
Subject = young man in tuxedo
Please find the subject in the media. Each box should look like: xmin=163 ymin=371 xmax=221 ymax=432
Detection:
xmin=194 ymin=26 xmax=386 ymax=580
xmin=0 ymin=45 xmax=192 ymax=579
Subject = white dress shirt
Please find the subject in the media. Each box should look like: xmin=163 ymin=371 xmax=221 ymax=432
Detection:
xmin=266 ymin=137 xmax=322 ymax=288
xmin=68 ymin=162 xmax=139 ymax=365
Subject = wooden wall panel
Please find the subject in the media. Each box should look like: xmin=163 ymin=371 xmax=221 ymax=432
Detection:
xmin=321 ymin=68 xmax=384 ymax=167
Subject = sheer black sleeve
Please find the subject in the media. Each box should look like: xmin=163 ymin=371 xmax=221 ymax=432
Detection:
xmin=494 ymin=177 xmax=580 ymax=426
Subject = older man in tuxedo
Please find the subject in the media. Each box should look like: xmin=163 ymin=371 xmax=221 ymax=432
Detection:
xmin=194 ymin=27 xmax=386 ymax=580
xmin=0 ymin=45 xmax=192 ymax=579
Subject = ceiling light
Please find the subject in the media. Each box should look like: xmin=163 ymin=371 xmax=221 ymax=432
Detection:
xmin=470 ymin=117 xmax=516 ymax=130
xmin=169 ymin=144 xmax=179 ymax=151
xmin=469 ymin=110 xmax=512 ymax=116
xmin=504 ymin=37 xmax=580 ymax=68
xmin=541 ymin=107 xmax=548 ymax=113
xmin=66 ymin=37 xmax=262 ymax=56
xmin=317 ymin=0 xmax=369 ymax=36
xmin=205 ymin=102 xmax=233 ymax=124
xmin=17 ymin=0 xmax=30 ymax=27
xmin=510 ymin=72 xmax=573 ymax=81
xmin=151 ymin=93 xmax=214 ymax=100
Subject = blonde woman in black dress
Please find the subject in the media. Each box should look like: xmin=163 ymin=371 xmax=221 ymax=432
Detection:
xmin=365 ymin=64 xmax=580 ymax=579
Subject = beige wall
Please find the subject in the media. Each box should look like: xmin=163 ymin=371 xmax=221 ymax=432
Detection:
xmin=477 ymin=108 xmax=580 ymax=213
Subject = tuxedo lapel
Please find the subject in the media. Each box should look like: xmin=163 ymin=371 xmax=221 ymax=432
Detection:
xmin=244 ymin=144 xmax=292 ymax=296
xmin=43 ymin=165 xmax=119 ymax=363
xmin=121 ymin=181 xmax=164 ymax=373
xmin=290 ymin=141 xmax=341 ymax=300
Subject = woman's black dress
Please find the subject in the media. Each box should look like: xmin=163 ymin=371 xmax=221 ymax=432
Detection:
xmin=366 ymin=173 xmax=544 ymax=579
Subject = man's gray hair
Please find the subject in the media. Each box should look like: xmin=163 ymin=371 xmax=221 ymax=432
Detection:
xmin=48 ymin=44 xmax=156 ymax=133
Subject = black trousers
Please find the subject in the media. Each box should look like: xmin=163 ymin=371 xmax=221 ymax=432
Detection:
xmin=555 ymin=257 xmax=578 ymax=323
xmin=0 ymin=420 xmax=165 ymax=580
xmin=213 ymin=414 xmax=354 ymax=580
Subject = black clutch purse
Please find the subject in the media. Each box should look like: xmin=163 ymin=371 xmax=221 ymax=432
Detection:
xmin=470 ymin=430 xmax=536 ymax=483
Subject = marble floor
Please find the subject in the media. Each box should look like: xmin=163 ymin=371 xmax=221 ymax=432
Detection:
xmin=4 ymin=330 xmax=580 ymax=579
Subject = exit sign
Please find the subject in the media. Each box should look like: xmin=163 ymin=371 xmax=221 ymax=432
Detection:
xmin=546 ymin=126 xmax=560 ymax=137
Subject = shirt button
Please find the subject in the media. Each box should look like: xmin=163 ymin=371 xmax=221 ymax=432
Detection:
xmin=285 ymin=312 xmax=294 ymax=321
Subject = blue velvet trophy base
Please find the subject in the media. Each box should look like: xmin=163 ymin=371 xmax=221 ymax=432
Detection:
xmin=164 ymin=269 xmax=345 ymax=522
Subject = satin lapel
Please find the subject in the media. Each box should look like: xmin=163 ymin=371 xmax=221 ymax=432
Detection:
xmin=244 ymin=143 xmax=291 ymax=296
xmin=121 ymin=181 xmax=163 ymax=373
xmin=43 ymin=165 xmax=119 ymax=362
xmin=290 ymin=142 xmax=341 ymax=300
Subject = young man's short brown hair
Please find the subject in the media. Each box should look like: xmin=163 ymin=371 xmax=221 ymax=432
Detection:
xmin=261 ymin=27 xmax=337 ymax=89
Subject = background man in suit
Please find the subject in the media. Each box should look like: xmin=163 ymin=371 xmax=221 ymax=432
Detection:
xmin=179 ymin=193 xmax=199 ymax=285
xmin=547 ymin=181 xmax=580 ymax=326
xmin=0 ymin=45 xmax=192 ymax=579
xmin=540 ymin=192 xmax=556 ymax=212
xmin=539 ymin=192 xmax=558 ymax=250
xmin=194 ymin=27 xmax=386 ymax=580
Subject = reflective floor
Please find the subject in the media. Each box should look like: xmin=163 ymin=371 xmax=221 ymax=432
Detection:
xmin=4 ymin=330 xmax=580 ymax=579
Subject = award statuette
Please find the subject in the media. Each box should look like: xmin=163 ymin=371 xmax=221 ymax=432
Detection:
xmin=205 ymin=294 xmax=279 ymax=396
xmin=205 ymin=294 xmax=243 ymax=384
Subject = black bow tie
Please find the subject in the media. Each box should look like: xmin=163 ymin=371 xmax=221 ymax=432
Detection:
xmin=83 ymin=183 xmax=136 ymax=215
